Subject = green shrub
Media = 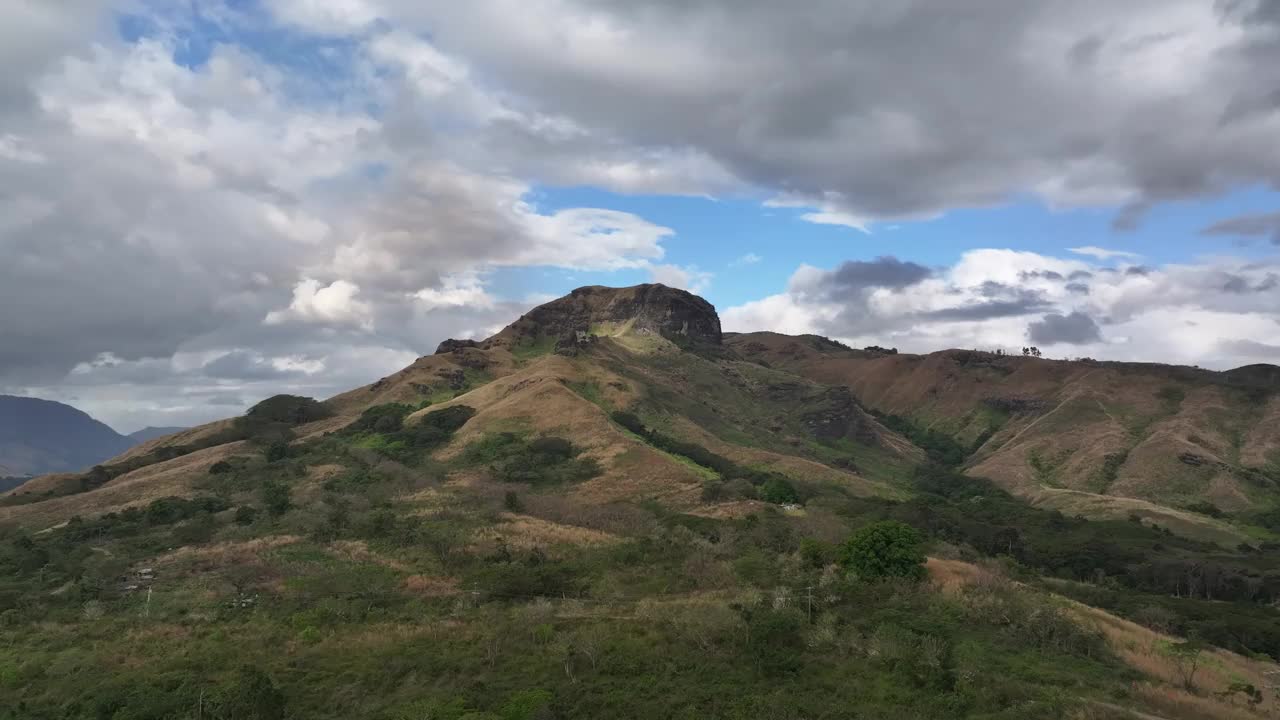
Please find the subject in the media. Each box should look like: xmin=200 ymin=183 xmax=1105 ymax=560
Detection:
xmin=342 ymin=403 xmax=415 ymax=435
xmin=839 ymin=521 xmax=927 ymax=582
xmin=245 ymin=395 xmax=332 ymax=425
xmin=261 ymin=480 xmax=292 ymax=518
xmin=759 ymin=477 xmax=799 ymax=505
xmin=463 ymin=433 xmax=600 ymax=485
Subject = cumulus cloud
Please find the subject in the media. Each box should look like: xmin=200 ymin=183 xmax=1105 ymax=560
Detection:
xmin=264 ymin=279 xmax=374 ymax=330
xmin=723 ymin=250 xmax=1280 ymax=368
xmin=650 ymin=264 xmax=713 ymax=293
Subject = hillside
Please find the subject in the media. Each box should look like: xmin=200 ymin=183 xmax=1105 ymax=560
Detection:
xmin=3 ymin=285 xmax=1280 ymax=720
xmin=726 ymin=332 xmax=1280 ymax=541
xmin=0 ymin=395 xmax=136 ymax=476
xmin=127 ymin=426 xmax=188 ymax=444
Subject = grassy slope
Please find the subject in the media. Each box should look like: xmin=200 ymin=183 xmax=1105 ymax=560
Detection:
xmin=727 ymin=332 xmax=1280 ymax=544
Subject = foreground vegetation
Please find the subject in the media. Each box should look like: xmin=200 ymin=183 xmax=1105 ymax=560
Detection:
xmin=3 ymin=389 xmax=1280 ymax=719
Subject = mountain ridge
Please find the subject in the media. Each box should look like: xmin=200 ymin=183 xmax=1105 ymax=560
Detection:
xmin=0 ymin=394 xmax=136 ymax=476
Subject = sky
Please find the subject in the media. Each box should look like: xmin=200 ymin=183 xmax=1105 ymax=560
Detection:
xmin=2 ymin=0 xmax=1280 ymax=432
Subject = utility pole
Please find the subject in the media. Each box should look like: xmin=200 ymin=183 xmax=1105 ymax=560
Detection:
xmin=144 ymin=587 xmax=153 ymax=618
xmin=805 ymin=585 xmax=813 ymax=624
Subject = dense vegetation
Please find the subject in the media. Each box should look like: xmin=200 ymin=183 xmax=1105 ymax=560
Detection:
xmin=611 ymin=411 xmax=799 ymax=505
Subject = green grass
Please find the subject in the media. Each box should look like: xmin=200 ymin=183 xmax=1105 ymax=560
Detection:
xmin=510 ymin=335 xmax=557 ymax=361
xmin=564 ymin=379 xmax=607 ymax=409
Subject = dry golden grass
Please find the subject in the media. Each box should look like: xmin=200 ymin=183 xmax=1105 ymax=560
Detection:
xmin=329 ymin=539 xmax=413 ymax=572
xmin=470 ymin=512 xmax=620 ymax=554
xmin=927 ymin=556 xmax=1280 ymax=720
xmin=1075 ymin=605 xmax=1279 ymax=718
xmin=1240 ymin=395 xmax=1280 ymax=469
xmin=325 ymin=347 xmax=518 ymax=417
xmin=402 ymin=574 xmax=460 ymax=596
xmin=3 ymin=472 xmax=81 ymax=498
xmin=151 ymin=534 xmax=304 ymax=571
xmin=668 ymin=416 xmax=905 ymax=501
xmin=1028 ymin=488 xmax=1248 ymax=546
xmin=404 ymin=354 xmax=710 ymax=509
xmin=1130 ymin=683 xmax=1264 ymax=720
xmin=925 ymin=557 xmax=1002 ymax=593
xmin=0 ymin=441 xmax=249 ymax=530
xmin=110 ymin=419 xmax=239 ymax=463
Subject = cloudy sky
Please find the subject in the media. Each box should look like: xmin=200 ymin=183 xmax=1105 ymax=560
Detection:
xmin=3 ymin=0 xmax=1280 ymax=431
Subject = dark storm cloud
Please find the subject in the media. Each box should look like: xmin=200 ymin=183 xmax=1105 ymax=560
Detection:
xmin=1019 ymin=270 xmax=1065 ymax=282
xmin=811 ymin=257 xmax=932 ymax=301
xmin=1200 ymin=211 xmax=1280 ymax=244
xmin=922 ymin=299 xmax=1051 ymax=322
xmin=1027 ymin=312 xmax=1103 ymax=345
xmin=1216 ymin=338 xmax=1280 ymax=358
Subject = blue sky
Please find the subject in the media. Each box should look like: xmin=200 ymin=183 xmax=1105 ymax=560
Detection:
xmin=2 ymin=0 xmax=1279 ymax=429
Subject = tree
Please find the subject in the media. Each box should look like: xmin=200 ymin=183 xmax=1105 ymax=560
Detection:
xmin=839 ymin=521 xmax=927 ymax=582
xmin=759 ymin=477 xmax=799 ymax=505
xmin=1164 ymin=640 xmax=1205 ymax=691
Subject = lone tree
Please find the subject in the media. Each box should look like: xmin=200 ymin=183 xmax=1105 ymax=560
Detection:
xmin=839 ymin=520 xmax=927 ymax=581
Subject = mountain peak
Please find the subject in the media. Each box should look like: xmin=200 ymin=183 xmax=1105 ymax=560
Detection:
xmin=516 ymin=283 xmax=721 ymax=345
xmin=438 ymin=284 xmax=722 ymax=355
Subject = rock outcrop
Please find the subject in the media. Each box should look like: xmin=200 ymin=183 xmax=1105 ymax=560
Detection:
xmin=498 ymin=284 xmax=723 ymax=347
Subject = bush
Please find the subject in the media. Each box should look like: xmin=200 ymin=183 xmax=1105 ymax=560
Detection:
xmin=245 ymin=395 xmax=331 ymax=425
xmin=261 ymin=480 xmax=292 ymax=518
xmin=839 ymin=521 xmax=927 ymax=582
xmin=759 ymin=477 xmax=799 ymax=505
xmin=504 ymin=491 xmax=524 ymax=513
xmin=209 ymin=460 xmax=233 ymax=475
xmin=342 ymin=403 xmax=415 ymax=435
xmin=463 ymin=433 xmax=600 ymax=485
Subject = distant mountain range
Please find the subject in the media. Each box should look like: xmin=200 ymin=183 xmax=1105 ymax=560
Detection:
xmin=0 ymin=395 xmax=185 ymax=480
xmin=126 ymin=426 xmax=189 ymax=444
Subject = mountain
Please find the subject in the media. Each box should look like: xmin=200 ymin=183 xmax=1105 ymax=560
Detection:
xmin=725 ymin=332 xmax=1280 ymax=542
xmin=127 ymin=426 xmax=188 ymax=444
xmin=0 ymin=394 xmax=135 ymax=476
xmin=2 ymin=285 xmax=1279 ymax=720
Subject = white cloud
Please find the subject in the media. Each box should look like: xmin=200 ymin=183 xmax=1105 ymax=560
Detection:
xmin=731 ymin=253 xmax=762 ymax=267
xmin=266 ymin=0 xmax=386 ymax=34
xmin=412 ymin=274 xmax=495 ymax=311
xmin=649 ymin=264 xmax=712 ymax=293
xmin=1067 ymin=246 xmax=1142 ymax=261
xmin=264 ymin=278 xmax=374 ymax=330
